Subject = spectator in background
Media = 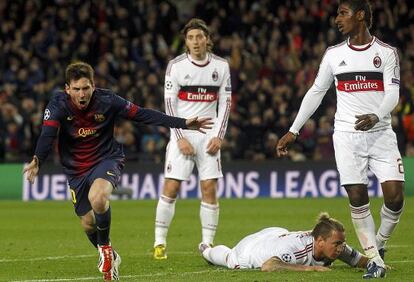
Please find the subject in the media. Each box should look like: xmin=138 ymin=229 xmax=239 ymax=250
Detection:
xmin=313 ymin=116 xmax=334 ymax=161
xmin=298 ymin=119 xmax=317 ymax=159
xmin=0 ymin=0 xmax=413 ymax=162
xmin=221 ymin=124 xmax=248 ymax=160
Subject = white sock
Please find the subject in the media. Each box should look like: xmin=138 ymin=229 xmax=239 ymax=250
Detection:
xmin=200 ymin=201 xmax=219 ymax=245
xmin=376 ymin=204 xmax=403 ymax=250
xmin=350 ymin=203 xmax=383 ymax=265
xmin=154 ymin=195 xmax=176 ymax=247
xmin=203 ymin=245 xmax=230 ymax=267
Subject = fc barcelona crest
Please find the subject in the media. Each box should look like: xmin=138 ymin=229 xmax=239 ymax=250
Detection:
xmin=373 ymin=56 xmax=381 ymax=68
xmin=212 ymin=70 xmax=218 ymax=81
xmin=94 ymin=113 xmax=105 ymax=122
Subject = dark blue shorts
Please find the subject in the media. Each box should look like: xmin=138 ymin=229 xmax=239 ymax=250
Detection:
xmin=67 ymin=159 xmax=123 ymax=216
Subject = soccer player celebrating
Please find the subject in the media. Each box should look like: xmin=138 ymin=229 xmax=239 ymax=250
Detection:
xmin=23 ymin=62 xmax=212 ymax=280
xmin=277 ymin=0 xmax=404 ymax=279
xmin=199 ymin=213 xmax=369 ymax=272
xmin=153 ymin=18 xmax=232 ymax=259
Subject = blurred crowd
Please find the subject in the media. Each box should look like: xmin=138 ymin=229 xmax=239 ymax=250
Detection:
xmin=1 ymin=0 xmax=413 ymax=163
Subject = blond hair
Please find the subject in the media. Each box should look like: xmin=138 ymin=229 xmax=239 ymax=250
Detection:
xmin=311 ymin=212 xmax=345 ymax=239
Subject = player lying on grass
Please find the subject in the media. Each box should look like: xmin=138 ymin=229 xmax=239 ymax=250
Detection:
xmin=199 ymin=213 xmax=368 ymax=272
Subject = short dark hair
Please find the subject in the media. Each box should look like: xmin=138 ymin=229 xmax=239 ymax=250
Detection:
xmin=311 ymin=212 xmax=345 ymax=240
xmin=340 ymin=0 xmax=373 ymax=29
xmin=181 ymin=18 xmax=213 ymax=52
xmin=65 ymin=62 xmax=94 ymax=85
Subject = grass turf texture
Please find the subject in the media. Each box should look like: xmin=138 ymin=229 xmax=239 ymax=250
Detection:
xmin=1 ymin=197 xmax=413 ymax=281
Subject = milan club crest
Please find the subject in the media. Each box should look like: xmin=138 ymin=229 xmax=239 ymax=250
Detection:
xmin=373 ymin=56 xmax=381 ymax=68
xmin=212 ymin=70 xmax=218 ymax=81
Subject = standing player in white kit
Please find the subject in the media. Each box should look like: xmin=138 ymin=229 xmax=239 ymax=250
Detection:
xmin=277 ymin=0 xmax=404 ymax=279
xmin=199 ymin=213 xmax=369 ymax=272
xmin=153 ymin=18 xmax=232 ymax=259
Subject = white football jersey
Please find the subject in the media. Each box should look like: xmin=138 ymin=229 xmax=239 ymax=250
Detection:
xmin=164 ymin=52 xmax=232 ymax=140
xmin=235 ymin=227 xmax=325 ymax=269
xmin=314 ymin=36 xmax=400 ymax=131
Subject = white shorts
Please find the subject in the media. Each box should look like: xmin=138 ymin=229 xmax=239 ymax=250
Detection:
xmin=333 ymin=129 xmax=404 ymax=186
xmin=226 ymin=227 xmax=289 ymax=269
xmin=164 ymin=133 xmax=223 ymax=181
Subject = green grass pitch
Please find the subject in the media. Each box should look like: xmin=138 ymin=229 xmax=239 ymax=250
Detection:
xmin=1 ymin=197 xmax=413 ymax=281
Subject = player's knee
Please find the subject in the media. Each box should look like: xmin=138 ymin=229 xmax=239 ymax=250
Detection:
xmin=384 ymin=195 xmax=404 ymax=211
xmin=347 ymin=193 xmax=368 ymax=207
xmin=163 ymin=179 xmax=180 ymax=198
xmin=383 ymin=183 xmax=404 ymax=211
xmin=345 ymin=186 xmax=369 ymax=206
xmin=88 ymin=190 xmax=109 ymax=210
xmin=89 ymin=180 xmax=112 ymax=208
xmin=200 ymin=179 xmax=217 ymax=192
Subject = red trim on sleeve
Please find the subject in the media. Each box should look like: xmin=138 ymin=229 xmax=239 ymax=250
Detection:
xmin=127 ymin=104 xmax=139 ymax=119
xmin=43 ymin=120 xmax=60 ymax=127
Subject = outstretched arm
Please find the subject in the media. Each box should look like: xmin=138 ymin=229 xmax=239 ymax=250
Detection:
xmin=133 ymin=107 xmax=213 ymax=132
xmin=115 ymin=94 xmax=213 ymax=132
xmin=185 ymin=116 xmax=214 ymax=133
xmin=261 ymin=257 xmax=330 ymax=272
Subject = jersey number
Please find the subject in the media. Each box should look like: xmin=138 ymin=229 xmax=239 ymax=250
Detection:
xmin=397 ymin=158 xmax=404 ymax=174
xmin=70 ymin=189 xmax=77 ymax=204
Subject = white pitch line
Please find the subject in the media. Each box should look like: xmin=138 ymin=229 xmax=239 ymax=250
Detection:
xmin=0 ymin=252 xmax=195 ymax=263
xmin=2 ymin=253 xmax=414 ymax=264
xmin=11 ymin=269 xmax=227 ymax=282
xmin=0 ymin=254 xmax=94 ymax=263
xmin=8 ymin=261 xmax=414 ymax=282
xmin=386 ymin=244 xmax=412 ymax=248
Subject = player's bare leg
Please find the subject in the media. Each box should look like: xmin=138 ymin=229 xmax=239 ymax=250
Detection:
xmin=89 ymin=179 xmax=116 ymax=275
xmin=345 ymin=184 xmax=385 ymax=278
xmin=154 ymin=178 xmax=180 ymax=259
xmin=80 ymin=210 xmax=97 ymax=248
xmin=376 ymin=181 xmax=404 ymax=257
xmin=200 ymin=179 xmax=219 ymax=246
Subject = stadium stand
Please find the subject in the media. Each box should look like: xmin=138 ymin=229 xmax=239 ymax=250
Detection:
xmin=0 ymin=0 xmax=413 ymax=162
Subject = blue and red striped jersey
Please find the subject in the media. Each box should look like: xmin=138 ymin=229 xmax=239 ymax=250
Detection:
xmin=35 ymin=88 xmax=187 ymax=176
